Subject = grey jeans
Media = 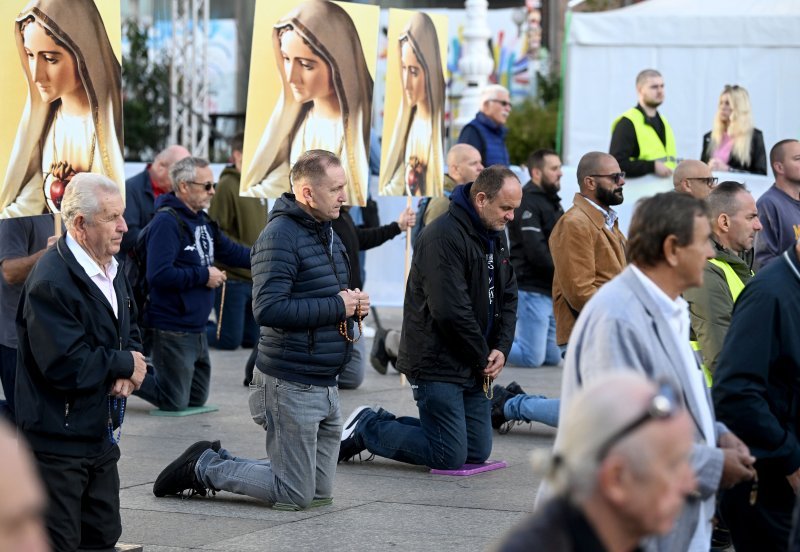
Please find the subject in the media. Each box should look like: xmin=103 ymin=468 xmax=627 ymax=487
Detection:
xmin=196 ymin=371 xmax=341 ymax=510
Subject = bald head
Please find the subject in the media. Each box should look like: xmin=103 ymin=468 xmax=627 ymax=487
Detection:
xmin=447 ymin=144 xmax=484 ymax=185
xmin=150 ymin=145 xmax=192 ymax=193
xmin=673 ymin=160 xmax=714 ymax=200
xmin=0 ymin=422 xmax=48 ymax=552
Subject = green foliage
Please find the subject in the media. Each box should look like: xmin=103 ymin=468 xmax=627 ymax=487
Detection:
xmin=505 ymin=71 xmax=561 ymax=165
xmin=122 ymin=19 xmax=170 ymax=161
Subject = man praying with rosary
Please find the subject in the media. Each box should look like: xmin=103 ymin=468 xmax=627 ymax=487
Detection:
xmin=152 ymin=150 xmax=369 ymax=511
xmin=338 ymin=165 xmax=521 ymax=471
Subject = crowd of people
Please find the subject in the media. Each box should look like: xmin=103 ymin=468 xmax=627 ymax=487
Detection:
xmin=0 ymin=67 xmax=798 ymax=552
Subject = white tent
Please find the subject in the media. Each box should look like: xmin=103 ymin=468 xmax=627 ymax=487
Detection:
xmin=563 ymin=0 xmax=800 ymax=166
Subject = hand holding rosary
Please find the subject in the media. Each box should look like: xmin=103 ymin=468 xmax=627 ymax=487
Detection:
xmin=338 ymin=288 xmax=369 ymax=343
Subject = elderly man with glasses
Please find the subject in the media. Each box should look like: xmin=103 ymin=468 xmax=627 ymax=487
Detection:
xmin=457 ymin=84 xmax=512 ymax=167
xmin=547 ymin=191 xmax=755 ymax=552
xmin=549 ymin=152 xmax=628 ymax=349
xmin=499 ymin=373 xmax=698 ymax=552
xmin=134 ymin=156 xmax=251 ymax=411
xmin=673 ymin=159 xmax=719 ymax=200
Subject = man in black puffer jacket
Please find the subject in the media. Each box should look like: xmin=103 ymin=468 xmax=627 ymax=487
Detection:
xmin=153 ymin=150 xmax=369 ymax=511
xmin=340 ymin=165 xmax=521 ymax=469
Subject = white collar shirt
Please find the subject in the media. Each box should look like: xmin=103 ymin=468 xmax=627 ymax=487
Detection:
xmin=66 ymin=233 xmax=119 ymax=319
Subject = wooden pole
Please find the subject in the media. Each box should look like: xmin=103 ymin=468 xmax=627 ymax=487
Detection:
xmin=54 ymin=213 xmax=62 ymax=237
xmin=400 ymin=195 xmax=413 ymax=387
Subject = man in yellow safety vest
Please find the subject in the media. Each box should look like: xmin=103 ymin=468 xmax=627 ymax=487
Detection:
xmin=684 ymin=181 xmax=762 ymax=384
xmin=610 ymin=69 xmax=677 ymax=178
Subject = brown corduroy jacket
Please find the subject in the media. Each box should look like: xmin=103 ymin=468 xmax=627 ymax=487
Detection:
xmin=549 ymin=193 xmax=627 ymax=345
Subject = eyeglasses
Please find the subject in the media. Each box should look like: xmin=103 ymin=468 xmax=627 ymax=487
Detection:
xmin=686 ymin=177 xmax=718 ymax=189
xmin=589 ymin=172 xmax=625 ymax=184
xmin=186 ymin=181 xmax=216 ymax=191
xmin=595 ymin=381 xmax=680 ymax=462
xmin=488 ymin=99 xmax=512 ymax=108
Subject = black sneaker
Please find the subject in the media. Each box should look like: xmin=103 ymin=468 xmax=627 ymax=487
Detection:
xmin=370 ymin=329 xmax=391 ymax=375
xmin=491 ymin=385 xmax=514 ymax=430
xmin=338 ymin=406 xmax=372 ymax=463
xmin=505 ymin=381 xmax=527 ymax=396
xmin=153 ymin=440 xmax=221 ymax=498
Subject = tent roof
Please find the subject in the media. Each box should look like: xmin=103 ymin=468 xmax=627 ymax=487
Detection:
xmin=570 ymin=0 xmax=800 ymax=47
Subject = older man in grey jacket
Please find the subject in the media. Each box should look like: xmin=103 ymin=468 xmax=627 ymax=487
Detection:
xmin=552 ymin=192 xmax=756 ymax=552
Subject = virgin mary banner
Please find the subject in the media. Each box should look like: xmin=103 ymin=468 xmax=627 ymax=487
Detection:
xmin=378 ymin=10 xmax=448 ymax=198
xmin=240 ymin=0 xmax=379 ymax=207
xmin=0 ymin=0 xmax=123 ymax=218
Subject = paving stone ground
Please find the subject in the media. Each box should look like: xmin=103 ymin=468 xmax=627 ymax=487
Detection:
xmin=18 ymin=308 xmax=563 ymax=551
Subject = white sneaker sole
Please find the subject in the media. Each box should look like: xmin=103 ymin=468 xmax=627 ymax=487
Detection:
xmin=341 ymin=405 xmax=372 ymax=441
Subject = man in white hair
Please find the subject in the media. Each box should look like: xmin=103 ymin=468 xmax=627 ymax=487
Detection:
xmin=457 ymin=84 xmax=511 ymax=167
xmin=497 ymin=373 xmax=697 ymax=551
xmin=15 ymin=173 xmax=147 ymax=551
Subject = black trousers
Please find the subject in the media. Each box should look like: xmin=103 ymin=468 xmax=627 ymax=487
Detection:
xmin=720 ymin=474 xmax=794 ymax=552
xmin=34 ymin=445 xmax=121 ymax=552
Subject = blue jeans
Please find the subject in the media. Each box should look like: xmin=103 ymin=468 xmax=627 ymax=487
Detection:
xmin=0 ymin=344 xmax=17 ymax=423
xmin=355 ymin=379 xmax=492 ymax=470
xmin=196 ymin=372 xmax=341 ymax=510
xmin=504 ymin=395 xmax=560 ymax=427
xmin=138 ymin=328 xmax=211 ymax=411
xmin=338 ymin=338 xmax=365 ymax=390
xmin=206 ymin=280 xmax=258 ymax=350
xmin=507 ymin=290 xmax=561 ymax=367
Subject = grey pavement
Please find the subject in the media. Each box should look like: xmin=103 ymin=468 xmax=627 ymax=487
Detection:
xmin=116 ymin=309 xmax=559 ymax=551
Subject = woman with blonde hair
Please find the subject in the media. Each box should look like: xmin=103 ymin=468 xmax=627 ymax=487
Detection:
xmin=379 ymin=12 xmax=445 ymax=197
xmin=242 ymin=0 xmax=372 ymax=207
xmin=0 ymin=0 xmax=124 ymax=218
xmin=701 ymin=85 xmax=766 ymax=175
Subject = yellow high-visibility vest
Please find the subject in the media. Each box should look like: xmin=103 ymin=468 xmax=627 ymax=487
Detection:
xmin=691 ymin=258 xmax=752 ymax=386
xmin=613 ymin=107 xmax=678 ymax=169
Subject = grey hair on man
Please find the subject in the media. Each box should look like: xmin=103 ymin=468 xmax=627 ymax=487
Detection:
xmin=61 ymin=173 xmax=121 ymax=231
xmin=170 ymin=157 xmax=211 ymax=193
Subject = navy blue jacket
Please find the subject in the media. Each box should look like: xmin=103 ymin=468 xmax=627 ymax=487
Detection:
xmin=16 ymin=237 xmax=141 ymax=457
xmin=252 ymin=194 xmax=352 ymax=387
xmin=122 ymin=169 xmax=155 ymax=257
xmin=143 ymin=193 xmax=250 ymax=332
xmin=458 ymin=111 xmax=510 ymax=167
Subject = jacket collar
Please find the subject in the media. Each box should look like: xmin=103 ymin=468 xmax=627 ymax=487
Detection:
xmin=55 ymin=236 xmax=121 ymax=321
xmin=619 ymin=266 xmax=712 ymax=440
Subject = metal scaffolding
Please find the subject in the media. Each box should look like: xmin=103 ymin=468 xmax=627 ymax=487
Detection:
xmin=169 ymin=0 xmax=210 ymax=157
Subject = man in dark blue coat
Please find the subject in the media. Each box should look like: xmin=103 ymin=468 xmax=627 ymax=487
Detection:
xmin=153 ymin=150 xmax=369 ymax=510
xmin=16 ymin=174 xmax=147 ymax=551
xmin=135 ymin=157 xmax=250 ymax=411
xmin=340 ymin=165 xmax=521 ymax=469
xmin=457 ymin=85 xmax=511 ymax=167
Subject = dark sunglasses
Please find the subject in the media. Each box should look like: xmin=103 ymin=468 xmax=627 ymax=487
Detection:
xmin=488 ymin=99 xmax=512 ymax=108
xmin=590 ymin=172 xmax=625 ymax=184
xmin=187 ymin=181 xmax=216 ymax=191
xmin=686 ymin=176 xmax=718 ymax=189
xmin=724 ymin=84 xmax=741 ymax=91
xmin=595 ymin=381 xmax=680 ymax=462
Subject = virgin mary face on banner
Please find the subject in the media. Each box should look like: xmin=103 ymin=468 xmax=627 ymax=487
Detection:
xmin=0 ymin=0 xmax=124 ymax=218
xmin=243 ymin=0 xmax=373 ymax=206
xmin=379 ymin=12 xmax=445 ymax=198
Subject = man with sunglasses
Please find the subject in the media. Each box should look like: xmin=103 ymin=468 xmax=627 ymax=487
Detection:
xmin=552 ymin=192 xmax=756 ymax=551
xmin=549 ymin=151 xmax=627 ymax=349
xmin=135 ymin=156 xmax=251 ymax=411
xmin=500 ymin=373 xmax=697 ymax=552
xmin=610 ymin=69 xmax=677 ymax=178
xmin=457 ymin=84 xmax=511 ymax=167
xmin=673 ymin=159 xmax=718 ymax=200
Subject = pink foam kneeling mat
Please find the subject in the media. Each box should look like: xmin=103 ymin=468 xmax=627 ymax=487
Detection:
xmin=430 ymin=460 xmax=507 ymax=476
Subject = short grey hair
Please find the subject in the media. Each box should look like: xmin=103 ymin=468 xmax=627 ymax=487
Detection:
xmin=480 ymin=84 xmax=509 ymax=105
xmin=170 ymin=157 xmax=210 ymax=193
xmin=61 ymin=173 xmax=121 ymax=231
xmin=636 ymin=68 xmax=662 ymax=88
xmin=548 ymin=373 xmax=665 ymax=502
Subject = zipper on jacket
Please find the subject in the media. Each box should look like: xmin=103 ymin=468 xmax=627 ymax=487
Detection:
xmin=308 ymin=329 xmax=315 ymax=354
xmin=64 ymin=399 xmax=70 ymax=428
